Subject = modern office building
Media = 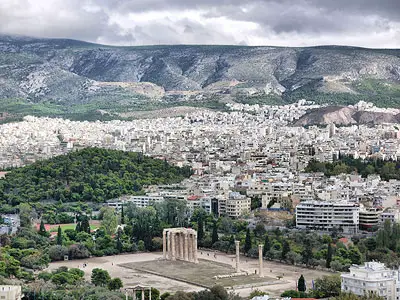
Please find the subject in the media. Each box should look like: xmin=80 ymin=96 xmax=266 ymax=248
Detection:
xmin=359 ymin=208 xmax=380 ymax=230
xmin=296 ymin=201 xmax=359 ymax=234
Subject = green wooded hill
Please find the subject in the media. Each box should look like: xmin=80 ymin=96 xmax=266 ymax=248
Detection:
xmin=0 ymin=148 xmax=192 ymax=205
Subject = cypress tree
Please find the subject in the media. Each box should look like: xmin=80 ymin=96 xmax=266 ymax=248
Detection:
xmin=120 ymin=204 xmax=125 ymax=224
xmin=302 ymin=239 xmax=313 ymax=266
xmin=81 ymin=216 xmax=91 ymax=234
xmin=56 ymin=225 xmax=63 ymax=245
xmin=298 ymin=274 xmax=306 ymax=292
xmin=326 ymin=243 xmax=333 ymax=268
xmin=75 ymin=222 xmax=81 ymax=233
xmin=281 ymin=240 xmax=290 ymax=261
xmin=116 ymin=228 xmax=123 ymax=253
xmin=244 ymin=228 xmax=252 ymax=254
xmin=197 ymin=219 xmax=204 ymax=246
xmin=39 ymin=220 xmax=47 ymax=236
xmin=212 ymin=221 xmax=219 ymax=244
xmin=263 ymin=235 xmax=270 ymax=256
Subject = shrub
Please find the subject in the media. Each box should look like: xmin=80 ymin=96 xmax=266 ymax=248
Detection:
xmin=68 ymin=244 xmax=90 ymax=259
xmin=48 ymin=245 xmax=69 ymax=261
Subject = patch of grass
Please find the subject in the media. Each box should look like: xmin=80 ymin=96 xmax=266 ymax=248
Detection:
xmin=49 ymin=223 xmax=99 ymax=232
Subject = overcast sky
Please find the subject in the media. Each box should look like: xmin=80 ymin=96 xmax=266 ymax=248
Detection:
xmin=0 ymin=0 xmax=399 ymax=48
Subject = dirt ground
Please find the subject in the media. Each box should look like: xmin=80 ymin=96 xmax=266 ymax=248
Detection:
xmin=47 ymin=250 xmax=334 ymax=297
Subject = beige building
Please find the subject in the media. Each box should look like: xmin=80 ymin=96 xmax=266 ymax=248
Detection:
xmin=0 ymin=285 xmax=22 ymax=300
xmin=341 ymin=262 xmax=399 ymax=300
xmin=219 ymin=192 xmax=251 ymax=218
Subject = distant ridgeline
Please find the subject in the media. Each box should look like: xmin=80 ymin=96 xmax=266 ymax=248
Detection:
xmin=305 ymin=155 xmax=400 ymax=180
xmin=0 ymin=148 xmax=192 ymax=206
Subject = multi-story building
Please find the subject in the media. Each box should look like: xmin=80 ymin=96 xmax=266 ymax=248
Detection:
xmin=186 ymin=196 xmax=212 ymax=215
xmin=296 ymin=201 xmax=359 ymax=234
xmin=359 ymin=208 xmax=380 ymax=230
xmin=107 ymin=195 xmax=164 ymax=209
xmin=219 ymin=192 xmax=251 ymax=218
xmin=341 ymin=262 xmax=399 ymax=300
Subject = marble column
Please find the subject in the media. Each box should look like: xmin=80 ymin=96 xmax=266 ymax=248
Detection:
xmin=171 ymin=232 xmax=176 ymax=261
xmin=141 ymin=288 xmax=145 ymax=300
xmin=149 ymin=288 xmax=152 ymax=300
xmin=188 ymin=233 xmax=193 ymax=262
xmin=235 ymin=240 xmax=240 ymax=273
xmin=258 ymin=244 xmax=264 ymax=277
xmin=163 ymin=230 xmax=167 ymax=259
xmin=179 ymin=232 xmax=184 ymax=261
xmin=175 ymin=233 xmax=180 ymax=260
xmin=167 ymin=231 xmax=172 ymax=260
xmin=184 ymin=233 xmax=189 ymax=261
xmin=193 ymin=233 xmax=198 ymax=264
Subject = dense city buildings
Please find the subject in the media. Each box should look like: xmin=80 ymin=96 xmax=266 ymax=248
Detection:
xmin=2 ymin=101 xmax=400 ymax=222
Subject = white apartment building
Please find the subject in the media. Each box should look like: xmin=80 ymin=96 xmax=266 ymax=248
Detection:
xmin=107 ymin=195 xmax=164 ymax=209
xmin=341 ymin=262 xmax=400 ymax=300
xmin=186 ymin=196 xmax=212 ymax=215
xmin=0 ymin=285 xmax=22 ymax=300
xmin=296 ymin=201 xmax=359 ymax=234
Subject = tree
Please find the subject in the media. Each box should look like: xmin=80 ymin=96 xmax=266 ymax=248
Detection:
xmin=249 ymin=290 xmax=267 ymax=298
xmin=120 ymin=204 xmax=125 ymax=224
xmin=210 ymin=285 xmax=229 ymax=300
xmin=57 ymin=225 xmax=63 ymax=245
xmin=326 ymin=243 xmax=333 ymax=268
xmin=108 ymin=277 xmax=123 ymax=291
xmin=298 ymin=274 xmax=306 ymax=292
xmin=161 ymin=292 xmax=171 ymax=300
xmin=68 ymin=244 xmax=90 ymax=259
xmin=253 ymin=224 xmax=266 ymax=237
xmin=348 ymin=246 xmax=362 ymax=265
xmin=212 ymin=221 xmax=219 ymax=244
xmin=333 ymin=292 xmax=385 ymax=300
xmin=91 ymin=268 xmax=111 ymax=287
xmin=48 ymin=245 xmax=68 ymax=261
xmin=116 ymin=227 xmax=123 ymax=253
xmin=281 ymin=240 xmax=290 ymax=261
xmin=313 ymin=275 xmax=341 ymax=298
xmin=166 ymin=291 xmax=192 ymax=300
xmin=263 ymin=235 xmax=271 ymax=256
xmin=302 ymin=239 xmax=313 ymax=266
xmin=39 ymin=220 xmax=48 ymax=237
xmin=197 ymin=218 xmax=204 ymax=245
xmin=80 ymin=216 xmax=91 ymax=234
xmin=244 ymin=228 xmax=252 ymax=254
xmin=19 ymin=203 xmax=32 ymax=228
xmin=101 ymin=208 xmax=118 ymax=235
xmin=75 ymin=222 xmax=81 ymax=233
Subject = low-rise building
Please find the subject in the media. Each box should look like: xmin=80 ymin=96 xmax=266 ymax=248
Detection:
xmin=0 ymin=285 xmax=22 ymax=300
xmin=341 ymin=262 xmax=399 ymax=300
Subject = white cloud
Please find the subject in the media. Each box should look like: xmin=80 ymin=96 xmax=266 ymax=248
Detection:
xmin=0 ymin=0 xmax=399 ymax=48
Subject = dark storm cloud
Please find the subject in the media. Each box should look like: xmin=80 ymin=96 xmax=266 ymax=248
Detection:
xmin=0 ymin=0 xmax=398 ymax=47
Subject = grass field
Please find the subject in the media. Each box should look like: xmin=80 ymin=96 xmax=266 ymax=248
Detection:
xmin=48 ymin=223 xmax=99 ymax=232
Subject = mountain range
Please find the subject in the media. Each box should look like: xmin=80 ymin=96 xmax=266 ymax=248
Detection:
xmin=0 ymin=35 xmax=399 ymax=120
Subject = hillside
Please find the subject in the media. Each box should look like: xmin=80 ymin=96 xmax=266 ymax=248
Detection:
xmin=0 ymin=148 xmax=192 ymax=205
xmin=0 ymin=36 xmax=399 ymax=119
xmin=294 ymin=103 xmax=400 ymax=126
